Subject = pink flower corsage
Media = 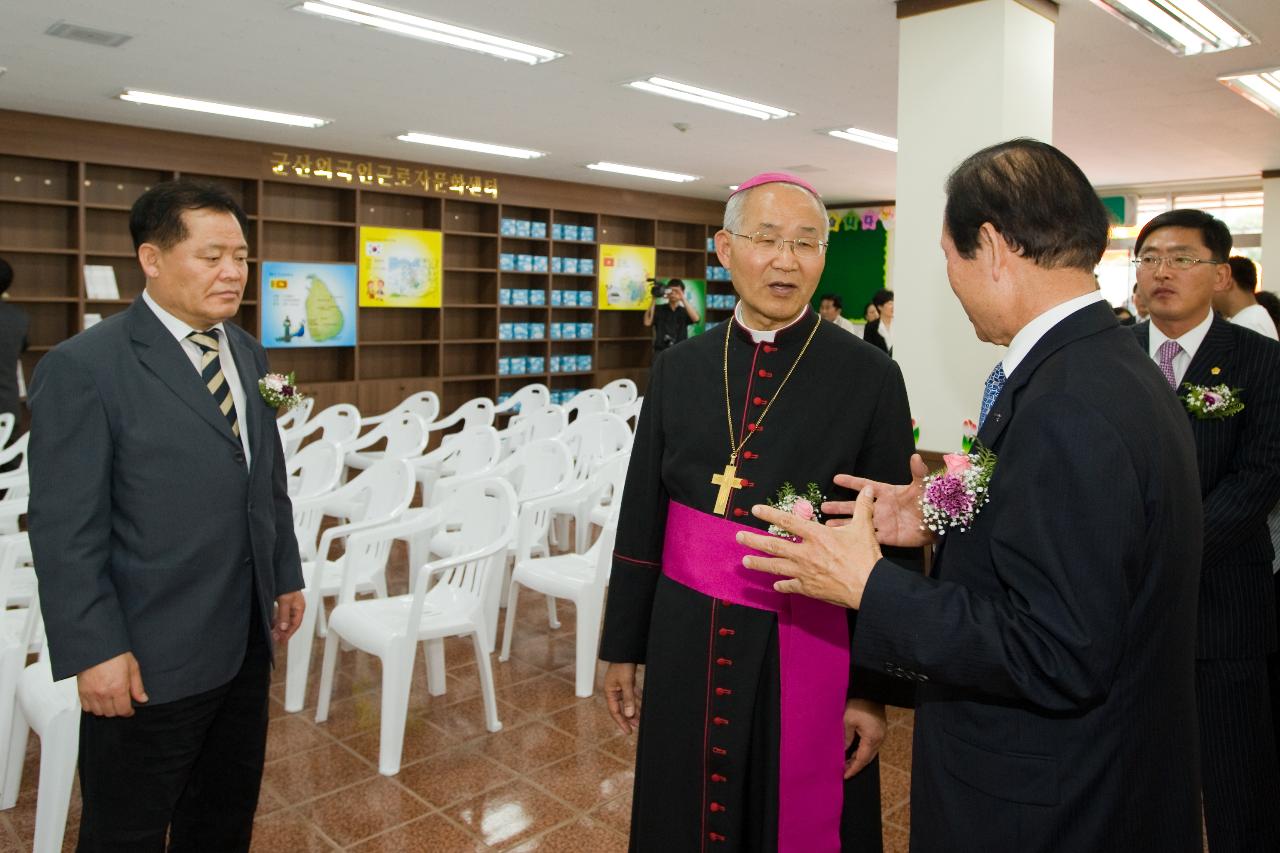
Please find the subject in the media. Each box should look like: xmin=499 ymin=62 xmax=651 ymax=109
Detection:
xmin=766 ymin=482 xmax=825 ymax=538
xmin=920 ymin=445 xmax=997 ymax=534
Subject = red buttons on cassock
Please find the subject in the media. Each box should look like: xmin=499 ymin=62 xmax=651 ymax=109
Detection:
xmin=742 ymin=480 xmax=755 ymax=488
xmin=758 ymin=369 xmax=773 ymax=378
xmin=720 ymin=600 xmax=732 ymax=607
xmin=733 ymin=508 xmax=748 ymax=517
xmin=712 ymin=747 xmax=728 ymax=755
xmin=710 ymin=802 xmax=726 ymax=813
xmin=709 ymin=832 xmax=727 ymax=842
xmin=715 ymin=687 xmax=733 ymax=696
xmin=713 ymin=716 xmax=729 ymax=726
xmin=742 ymin=450 xmax=758 ymax=460
xmin=752 ymin=396 xmax=767 ymax=406
xmin=711 ymin=773 xmax=728 ymax=783
xmin=718 ymin=628 xmax=735 ymax=637
xmin=716 ymin=657 xmax=733 ymax=666
xmin=763 ymin=344 xmax=778 ymax=353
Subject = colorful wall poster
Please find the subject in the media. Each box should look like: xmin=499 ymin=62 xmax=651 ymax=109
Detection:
xmin=358 ymin=226 xmax=443 ymax=308
xmin=598 ymin=244 xmax=657 ymax=311
xmin=259 ymin=261 xmax=357 ymax=349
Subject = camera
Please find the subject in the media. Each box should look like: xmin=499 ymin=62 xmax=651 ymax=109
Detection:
xmin=649 ymin=278 xmax=667 ymax=298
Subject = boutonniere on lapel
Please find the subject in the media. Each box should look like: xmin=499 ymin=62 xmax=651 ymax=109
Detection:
xmin=920 ymin=445 xmax=997 ymax=534
xmin=258 ymin=372 xmax=306 ymax=410
xmin=1180 ymin=382 xmax=1243 ymax=419
xmin=766 ymin=482 xmax=825 ymax=539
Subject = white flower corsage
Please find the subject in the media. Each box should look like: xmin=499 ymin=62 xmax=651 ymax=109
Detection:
xmin=258 ymin=372 xmax=306 ymax=410
xmin=1181 ymin=383 xmax=1243 ymax=419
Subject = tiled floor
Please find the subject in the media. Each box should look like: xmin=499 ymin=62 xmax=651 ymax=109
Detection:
xmin=0 ymin=556 xmax=914 ymax=852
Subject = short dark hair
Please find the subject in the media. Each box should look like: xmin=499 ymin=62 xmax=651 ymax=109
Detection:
xmin=819 ymin=293 xmax=842 ymax=310
xmin=944 ymin=138 xmax=1109 ymax=272
xmin=1134 ymin=209 xmax=1232 ymax=262
xmin=129 ymin=180 xmax=250 ymax=252
xmin=666 ymin=278 xmax=685 ymax=291
xmin=1227 ymin=256 xmax=1256 ymax=292
xmin=871 ymin=288 xmax=894 ymax=308
xmin=1255 ymin=290 xmax=1280 ymax=330
xmin=0 ymin=258 xmax=12 ymax=296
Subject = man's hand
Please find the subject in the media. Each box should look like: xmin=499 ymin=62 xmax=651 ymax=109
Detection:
xmin=272 ymin=591 xmax=306 ymax=645
xmin=604 ymin=662 xmax=642 ymax=735
xmin=824 ymin=454 xmax=934 ymax=548
xmin=738 ymin=488 xmax=882 ymax=609
xmin=77 ymin=652 xmax=147 ymax=717
xmin=843 ymin=698 xmax=887 ymax=779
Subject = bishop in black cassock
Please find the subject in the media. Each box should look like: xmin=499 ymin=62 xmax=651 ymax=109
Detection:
xmin=600 ymin=173 xmax=914 ymax=853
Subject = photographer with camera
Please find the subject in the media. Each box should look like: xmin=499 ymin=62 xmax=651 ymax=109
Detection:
xmin=643 ymin=278 xmax=700 ymax=352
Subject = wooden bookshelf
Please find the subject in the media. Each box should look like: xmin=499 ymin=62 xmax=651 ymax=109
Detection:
xmin=0 ymin=109 xmax=725 ymax=415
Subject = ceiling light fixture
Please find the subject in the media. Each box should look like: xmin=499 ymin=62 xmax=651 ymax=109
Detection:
xmin=294 ymin=0 xmax=563 ymax=64
xmin=585 ymin=162 xmax=698 ymax=183
xmin=1218 ymin=68 xmax=1280 ymax=119
xmin=625 ymin=77 xmax=793 ymax=120
xmin=1088 ymin=0 xmax=1252 ymax=56
xmin=397 ymin=132 xmax=544 ymax=159
xmin=826 ymin=127 xmax=898 ymax=153
xmin=118 ymin=90 xmax=329 ymax=128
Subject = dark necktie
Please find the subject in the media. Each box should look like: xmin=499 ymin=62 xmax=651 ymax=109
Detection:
xmin=978 ymin=362 xmax=1007 ymax=429
xmin=186 ymin=329 xmax=241 ymax=438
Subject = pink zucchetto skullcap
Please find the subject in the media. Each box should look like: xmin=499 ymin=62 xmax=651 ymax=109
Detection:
xmin=729 ymin=171 xmax=821 ymax=199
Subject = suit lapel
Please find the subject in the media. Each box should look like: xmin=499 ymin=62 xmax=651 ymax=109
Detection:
xmin=128 ymin=298 xmax=241 ymax=448
xmin=1182 ymin=316 xmax=1234 ymax=389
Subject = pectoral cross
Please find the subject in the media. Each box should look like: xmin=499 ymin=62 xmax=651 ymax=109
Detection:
xmin=711 ymin=461 xmax=745 ymax=515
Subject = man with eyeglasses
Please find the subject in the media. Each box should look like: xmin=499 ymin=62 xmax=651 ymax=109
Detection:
xmin=1133 ymin=208 xmax=1280 ymax=853
xmin=600 ymin=172 xmax=913 ymax=852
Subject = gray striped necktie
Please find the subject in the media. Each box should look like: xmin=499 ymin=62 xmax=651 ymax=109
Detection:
xmin=186 ymin=329 xmax=241 ymax=438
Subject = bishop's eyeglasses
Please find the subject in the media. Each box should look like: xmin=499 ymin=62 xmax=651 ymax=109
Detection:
xmin=1132 ymin=255 xmax=1225 ymax=272
xmin=730 ymin=231 xmax=828 ymax=258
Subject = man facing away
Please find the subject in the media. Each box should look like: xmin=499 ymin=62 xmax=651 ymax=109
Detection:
xmin=600 ymin=172 xmax=914 ymax=852
xmin=739 ymin=140 xmax=1204 ymax=853
xmin=1213 ymin=255 xmax=1278 ymax=340
xmin=1132 ymin=209 xmax=1280 ymax=853
xmin=28 ymin=180 xmax=305 ymax=851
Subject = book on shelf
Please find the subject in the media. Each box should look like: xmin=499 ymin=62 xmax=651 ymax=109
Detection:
xmin=83 ymin=266 xmax=120 ymax=300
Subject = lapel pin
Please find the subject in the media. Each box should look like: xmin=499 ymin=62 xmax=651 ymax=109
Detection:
xmin=993 ymin=413 xmax=1002 ymax=423
xmin=1210 ymin=367 xmax=1221 ymax=375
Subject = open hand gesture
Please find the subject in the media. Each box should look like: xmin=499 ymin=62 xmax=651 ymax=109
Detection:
xmin=823 ymin=454 xmax=934 ymax=548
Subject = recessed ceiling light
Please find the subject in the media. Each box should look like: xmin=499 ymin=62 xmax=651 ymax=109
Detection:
xmin=294 ymin=0 xmax=563 ymax=65
xmin=1219 ymin=68 xmax=1280 ymax=119
xmin=397 ymin=132 xmax=544 ymax=159
xmin=625 ymin=77 xmax=793 ymax=120
xmin=826 ymin=127 xmax=898 ymax=153
xmin=1089 ymin=0 xmax=1252 ymax=56
xmin=585 ymin=162 xmax=698 ymax=183
xmin=119 ymin=90 xmax=329 ymax=128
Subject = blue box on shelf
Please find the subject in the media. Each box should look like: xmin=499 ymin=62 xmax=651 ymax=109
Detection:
xmin=577 ymin=290 xmax=593 ymax=306
xmin=577 ymin=354 xmax=593 ymax=371
xmin=577 ymin=322 xmax=593 ymax=339
xmin=516 ymin=254 xmax=534 ymax=272
xmin=500 ymin=219 xmax=518 ymax=237
xmin=551 ymin=256 xmax=564 ymax=274
xmin=528 ymin=356 xmax=545 ymax=373
xmin=531 ymin=221 xmax=547 ymax=239
xmin=511 ymin=356 xmax=528 ymax=375
xmin=562 ymin=323 xmax=577 ymax=339
xmin=498 ymin=392 xmax=512 ymax=406
xmin=551 ymin=223 xmax=564 ymax=241
xmin=499 ymin=288 xmax=513 ymax=306
xmin=707 ymin=237 xmax=716 ymax=252
xmin=499 ymin=323 xmax=514 ymax=340
xmin=579 ymin=226 xmax=595 ymax=242
xmin=514 ymin=322 xmax=530 ymax=340
xmin=500 ymin=253 xmax=516 ymax=271
xmin=562 ymin=257 xmax=579 ymax=275
xmin=550 ymin=322 xmax=562 ymax=339
xmin=562 ymin=224 xmax=580 ymax=241
xmin=515 ymin=219 xmax=532 ymax=238
xmin=511 ymin=288 xmax=530 ymax=306
xmin=550 ymin=290 xmax=563 ymax=306
xmin=529 ymin=322 xmax=545 ymax=340
xmin=529 ymin=288 xmax=546 ymax=306
xmin=549 ymin=355 xmax=562 ymax=373
xmin=498 ymin=357 xmax=511 ymax=376
xmin=533 ymin=255 xmax=549 ymax=273
xmin=579 ymin=258 xmax=595 ymax=275
xmin=561 ymin=290 xmax=578 ymax=306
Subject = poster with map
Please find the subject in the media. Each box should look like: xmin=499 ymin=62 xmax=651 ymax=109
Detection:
xmin=259 ymin=262 xmax=357 ymax=349
xmin=598 ymin=244 xmax=656 ymax=311
xmin=358 ymin=226 xmax=443 ymax=308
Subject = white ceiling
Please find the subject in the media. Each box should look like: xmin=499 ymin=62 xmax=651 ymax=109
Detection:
xmin=1 ymin=0 xmax=1277 ymax=203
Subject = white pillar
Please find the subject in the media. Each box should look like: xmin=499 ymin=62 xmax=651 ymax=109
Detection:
xmin=893 ymin=0 xmax=1056 ymax=452
xmin=1263 ymin=171 xmax=1280 ymax=291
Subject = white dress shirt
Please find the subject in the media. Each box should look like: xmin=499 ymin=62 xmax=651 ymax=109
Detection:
xmin=878 ymin=319 xmax=893 ymax=352
xmin=1147 ymin=309 xmax=1214 ymax=388
xmin=143 ymin=290 xmax=252 ymax=468
xmin=1003 ymin=290 xmax=1107 ymax=380
xmin=733 ymin=303 xmax=810 ymax=344
xmin=1229 ymin=304 xmax=1279 ymax=341
xmin=832 ymin=315 xmax=860 ymax=336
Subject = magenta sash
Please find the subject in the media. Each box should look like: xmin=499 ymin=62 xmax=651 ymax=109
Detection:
xmin=662 ymin=500 xmax=849 ymax=853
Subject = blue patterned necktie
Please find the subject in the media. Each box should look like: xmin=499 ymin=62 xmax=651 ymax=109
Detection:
xmin=978 ymin=362 xmax=1006 ymax=429
xmin=187 ymin=329 xmax=241 ymax=438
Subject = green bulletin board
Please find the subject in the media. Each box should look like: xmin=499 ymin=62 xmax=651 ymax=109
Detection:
xmin=812 ymin=207 xmax=893 ymax=321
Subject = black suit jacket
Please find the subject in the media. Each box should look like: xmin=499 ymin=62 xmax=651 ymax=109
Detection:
xmin=28 ymin=297 xmax=304 ymax=704
xmin=1134 ymin=317 xmax=1280 ymax=658
xmin=853 ymin=302 xmax=1203 ymax=852
xmin=862 ymin=318 xmax=890 ymax=356
xmin=0 ymin=301 xmax=29 ymax=417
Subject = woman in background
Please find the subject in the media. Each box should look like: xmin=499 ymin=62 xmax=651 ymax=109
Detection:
xmin=863 ymin=288 xmax=894 ymax=356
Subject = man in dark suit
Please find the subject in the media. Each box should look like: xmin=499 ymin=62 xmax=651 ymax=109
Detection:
xmin=1132 ymin=208 xmax=1280 ymax=853
xmin=28 ymin=181 xmax=306 ymax=851
xmin=861 ymin=288 xmax=894 ymax=356
xmin=740 ymin=140 xmax=1204 ymax=852
xmin=0 ymin=258 xmax=29 ymax=422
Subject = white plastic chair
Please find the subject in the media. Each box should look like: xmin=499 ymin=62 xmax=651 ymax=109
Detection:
xmin=286 ymin=439 xmax=344 ymax=500
xmin=0 ymin=434 xmax=28 ymax=478
xmin=2 ymin=654 xmax=79 ymax=853
xmin=501 ymin=454 xmax=626 ymax=697
xmin=363 ymin=391 xmax=440 ymax=430
xmin=276 ymin=396 xmax=315 ymax=432
xmin=315 ymin=478 xmax=518 ymax=775
xmin=562 ymin=389 xmax=609 ymax=423
xmin=413 ymin=426 xmax=502 ymax=505
xmin=614 ymin=395 xmax=644 ymax=430
xmin=282 ymin=403 xmax=360 ymax=459
xmin=550 ymin=413 xmax=633 ymax=553
xmin=0 ymin=533 xmax=44 ymax=806
xmin=494 ymin=383 xmax=550 ymax=417
xmin=601 ymin=378 xmax=638 ymax=413
xmin=284 ymin=459 xmax=416 ymax=712
xmin=424 ymin=397 xmax=495 ymax=445
xmin=0 ymin=414 xmax=13 ymax=449
xmin=497 ymin=403 xmax=567 ymax=460
xmin=343 ymin=412 xmax=428 ymax=473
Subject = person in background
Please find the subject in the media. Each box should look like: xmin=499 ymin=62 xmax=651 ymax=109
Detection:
xmin=644 ymin=278 xmax=700 ymax=353
xmin=0 ymin=258 xmax=29 ymax=423
xmin=1213 ymin=256 xmax=1278 ymax=340
xmin=862 ymin=288 xmax=894 ymax=356
xmin=819 ymin=292 xmax=861 ymax=335
xmin=863 ymin=301 xmax=880 ymax=323
xmin=1256 ymin=290 xmax=1280 ymax=332
xmin=1133 ymin=281 xmax=1149 ymax=321
xmin=1114 ymin=305 xmax=1136 ymax=326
